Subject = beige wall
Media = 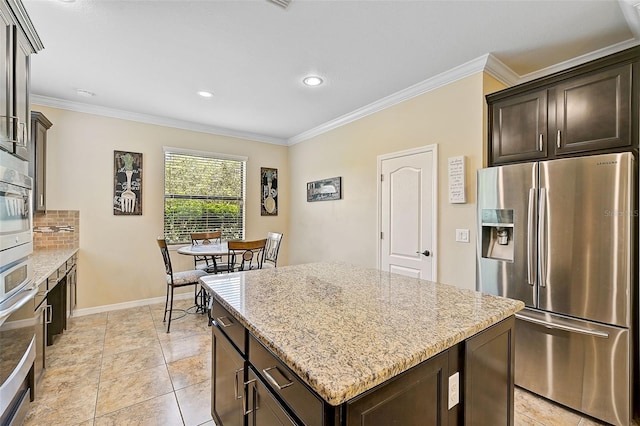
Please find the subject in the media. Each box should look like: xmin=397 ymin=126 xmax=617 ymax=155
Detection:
xmin=34 ymin=105 xmax=289 ymax=309
xmin=288 ymin=72 xmax=498 ymax=290
xmin=34 ymin=70 xmax=507 ymax=310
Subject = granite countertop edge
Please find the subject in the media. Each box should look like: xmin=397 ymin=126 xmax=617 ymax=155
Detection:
xmin=201 ymin=263 xmax=525 ymax=406
xmin=31 ymin=248 xmax=79 ymax=285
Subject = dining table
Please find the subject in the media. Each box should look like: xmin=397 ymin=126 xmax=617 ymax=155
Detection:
xmin=177 ymin=242 xmax=230 ymax=314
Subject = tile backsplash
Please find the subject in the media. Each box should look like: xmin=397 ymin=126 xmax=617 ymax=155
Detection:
xmin=33 ymin=210 xmax=79 ymax=250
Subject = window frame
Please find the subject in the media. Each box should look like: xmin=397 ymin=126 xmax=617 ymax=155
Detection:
xmin=162 ymin=146 xmax=247 ymax=245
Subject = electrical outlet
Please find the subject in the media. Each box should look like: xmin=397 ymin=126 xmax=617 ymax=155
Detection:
xmin=455 ymin=229 xmax=470 ymax=243
xmin=448 ymin=372 xmax=459 ymax=409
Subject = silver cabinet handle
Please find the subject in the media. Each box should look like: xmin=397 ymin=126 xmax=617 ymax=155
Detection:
xmin=243 ymin=379 xmax=256 ymax=415
xmin=234 ymin=368 xmax=244 ymax=400
xmin=262 ymin=366 xmax=294 ymax=390
xmin=538 ymin=134 xmax=543 ymax=152
xmin=216 ymin=316 xmax=233 ymax=328
xmin=516 ymin=313 xmax=609 ymax=338
xmin=46 ymin=305 xmax=52 ymax=324
xmin=556 ymin=129 xmax=561 ymax=148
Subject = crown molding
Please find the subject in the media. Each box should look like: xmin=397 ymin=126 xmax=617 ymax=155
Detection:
xmin=483 ymin=54 xmax=520 ymax=87
xmin=518 ymin=38 xmax=640 ymax=83
xmin=30 ymin=95 xmax=288 ymax=146
xmin=288 ymin=54 xmax=496 ymax=145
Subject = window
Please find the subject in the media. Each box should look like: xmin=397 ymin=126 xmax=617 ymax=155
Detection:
xmin=164 ymin=148 xmax=246 ymax=244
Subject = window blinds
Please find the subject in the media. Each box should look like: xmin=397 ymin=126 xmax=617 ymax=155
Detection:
xmin=164 ymin=151 xmax=246 ymax=244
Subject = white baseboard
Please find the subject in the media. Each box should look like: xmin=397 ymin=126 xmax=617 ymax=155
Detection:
xmin=73 ymin=292 xmax=194 ymax=317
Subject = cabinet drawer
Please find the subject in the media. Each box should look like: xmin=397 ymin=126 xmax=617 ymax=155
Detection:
xmin=211 ymin=302 xmax=245 ymax=355
xmin=249 ymin=334 xmax=324 ymax=426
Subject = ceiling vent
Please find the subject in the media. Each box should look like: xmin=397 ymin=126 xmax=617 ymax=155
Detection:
xmin=268 ymin=0 xmax=292 ymax=9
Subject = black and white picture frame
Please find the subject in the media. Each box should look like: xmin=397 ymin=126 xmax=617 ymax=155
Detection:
xmin=114 ymin=150 xmax=142 ymax=215
xmin=307 ymin=176 xmax=341 ymax=202
xmin=261 ymin=167 xmax=278 ymax=216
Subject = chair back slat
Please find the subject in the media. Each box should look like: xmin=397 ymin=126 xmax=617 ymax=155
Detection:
xmin=190 ymin=231 xmax=222 ymax=272
xmin=157 ymin=238 xmax=173 ymax=277
xmin=228 ymin=238 xmax=267 ymax=271
xmin=264 ymin=232 xmax=283 ymax=267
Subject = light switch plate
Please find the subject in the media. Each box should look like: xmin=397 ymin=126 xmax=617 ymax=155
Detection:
xmin=455 ymin=229 xmax=470 ymax=243
xmin=448 ymin=372 xmax=459 ymax=409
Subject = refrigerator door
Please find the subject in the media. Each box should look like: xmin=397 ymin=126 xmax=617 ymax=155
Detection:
xmin=515 ymin=308 xmax=630 ymax=426
xmin=538 ymin=152 xmax=634 ymax=327
xmin=477 ymin=163 xmax=537 ymax=307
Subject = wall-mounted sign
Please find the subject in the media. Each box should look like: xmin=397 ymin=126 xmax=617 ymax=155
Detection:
xmin=114 ymin=150 xmax=142 ymax=215
xmin=261 ymin=167 xmax=278 ymax=216
xmin=448 ymin=156 xmax=466 ymax=204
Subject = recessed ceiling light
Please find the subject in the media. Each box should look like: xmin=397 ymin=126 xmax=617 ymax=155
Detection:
xmin=303 ymin=76 xmax=324 ymax=87
xmin=76 ymin=89 xmax=95 ymax=97
xmin=58 ymin=0 xmax=76 ymax=3
xmin=198 ymin=91 xmax=213 ymax=98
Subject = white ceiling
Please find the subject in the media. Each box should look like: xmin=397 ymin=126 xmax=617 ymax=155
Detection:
xmin=23 ymin=0 xmax=640 ymax=145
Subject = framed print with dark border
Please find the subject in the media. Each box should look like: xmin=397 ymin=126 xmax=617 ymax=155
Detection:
xmin=114 ymin=151 xmax=142 ymax=215
xmin=261 ymin=167 xmax=278 ymax=216
xmin=307 ymin=176 xmax=341 ymax=202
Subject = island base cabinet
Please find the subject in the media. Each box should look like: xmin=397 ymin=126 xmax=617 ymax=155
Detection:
xmin=212 ymin=325 xmax=245 ymax=426
xmin=346 ymin=351 xmax=449 ymax=426
xmin=464 ymin=316 xmax=515 ymax=426
xmin=247 ymin=370 xmax=297 ymax=426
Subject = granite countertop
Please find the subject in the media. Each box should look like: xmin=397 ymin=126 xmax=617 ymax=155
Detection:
xmin=199 ymin=262 xmax=524 ymax=406
xmin=31 ymin=248 xmax=79 ymax=285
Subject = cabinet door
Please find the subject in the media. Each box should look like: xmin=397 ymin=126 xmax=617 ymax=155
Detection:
xmin=490 ymin=90 xmax=548 ymax=165
xmin=212 ymin=325 xmax=245 ymax=426
xmin=34 ymin=300 xmax=47 ymax=387
xmin=13 ymin=28 xmax=31 ymax=160
xmin=0 ymin=3 xmax=11 ymax=154
xmin=464 ymin=316 xmax=515 ymax=426
xmin=346 ymin=351 xmax=449 ymax=426
xmin=247 ymin=370 xmax=297 ymax=426
xmin=553 ymin=63 xmax=632 ymax=155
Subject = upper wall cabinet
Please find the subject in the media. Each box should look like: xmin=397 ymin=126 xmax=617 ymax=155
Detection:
xmin=0 ymin=0 xmax=43 ymax=161
xmin=487 ymin=47 xmax=638 ymax=166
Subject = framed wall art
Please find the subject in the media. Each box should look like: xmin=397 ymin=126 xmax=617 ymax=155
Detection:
xmin=307 ymin=176 xmax=341 ymax=202
xmin=261 ymin=167 xmax=278 ymax=216
xmin=114 ymin=150 xmax=142 ymax=215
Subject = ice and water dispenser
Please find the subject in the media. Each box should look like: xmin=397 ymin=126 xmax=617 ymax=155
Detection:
xmin=480 ymin=209 xmax=514 ymax=262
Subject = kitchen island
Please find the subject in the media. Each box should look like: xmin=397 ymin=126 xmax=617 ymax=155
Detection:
xmin=200 ymin=262 xmax=524 ymax=426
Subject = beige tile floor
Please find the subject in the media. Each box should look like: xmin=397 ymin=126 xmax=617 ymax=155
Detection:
xmin=25 ymin=299 xmax=637 ymax=426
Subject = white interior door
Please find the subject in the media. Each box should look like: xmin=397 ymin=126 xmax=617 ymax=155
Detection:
xmin=378 ymin=146 xmax=437 ymax=280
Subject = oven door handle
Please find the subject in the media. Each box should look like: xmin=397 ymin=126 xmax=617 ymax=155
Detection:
xmin=0 ymin=282 xmax=37 ymax=323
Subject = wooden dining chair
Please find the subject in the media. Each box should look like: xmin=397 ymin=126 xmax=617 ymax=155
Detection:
xmin=190 ymin=231 xmax=222 ymax=273
xmin=227 ymin=239 xmax=267 ymax=272
xmin=157 ymin=238 xmax=207 ymax=333
xmin=262 ymin=232 xmax=283 ymax=268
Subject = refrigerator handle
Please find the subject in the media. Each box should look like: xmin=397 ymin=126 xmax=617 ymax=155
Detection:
xmin=538 ymin=188 xmax=547 ymax=288
xmin=527 ymin=188 xmax=536 ymax=286
xmin=515 ymin=313 xmax=609 ymax=338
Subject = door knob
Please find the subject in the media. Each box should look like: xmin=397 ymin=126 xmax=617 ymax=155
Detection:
xmin=416 ymin=250 xmax=431 ymax=257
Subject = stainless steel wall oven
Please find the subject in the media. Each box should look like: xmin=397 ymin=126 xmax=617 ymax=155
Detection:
xmin=0 ymin=148 xmax=35 ymax=426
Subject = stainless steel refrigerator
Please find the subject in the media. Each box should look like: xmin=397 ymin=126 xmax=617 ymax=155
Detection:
xmin=476 ymin=152 xmax=636 ymax=426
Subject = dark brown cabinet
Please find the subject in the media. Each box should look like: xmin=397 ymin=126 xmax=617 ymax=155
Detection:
xmin=488 ymin=47 xmax=638 ymax=165
xmin=464 ymin=316 xmax=515 ymax=426
xmin=29 ymin=111 xmax=52 ymax=212
xmin=553 ymin=63 xmax=631 ymax=155
xmin=247 ymin=369 xmax=297 ymax=426
xmin=212 ymin=325 xmax=245 ymax=426
xmin=490 ymin=90 xmax=548 ymax=164
xmin=346 ymin=351 xmax=449 ymax=425
xmin=0 ymin=0 xmax=42 ymax=160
